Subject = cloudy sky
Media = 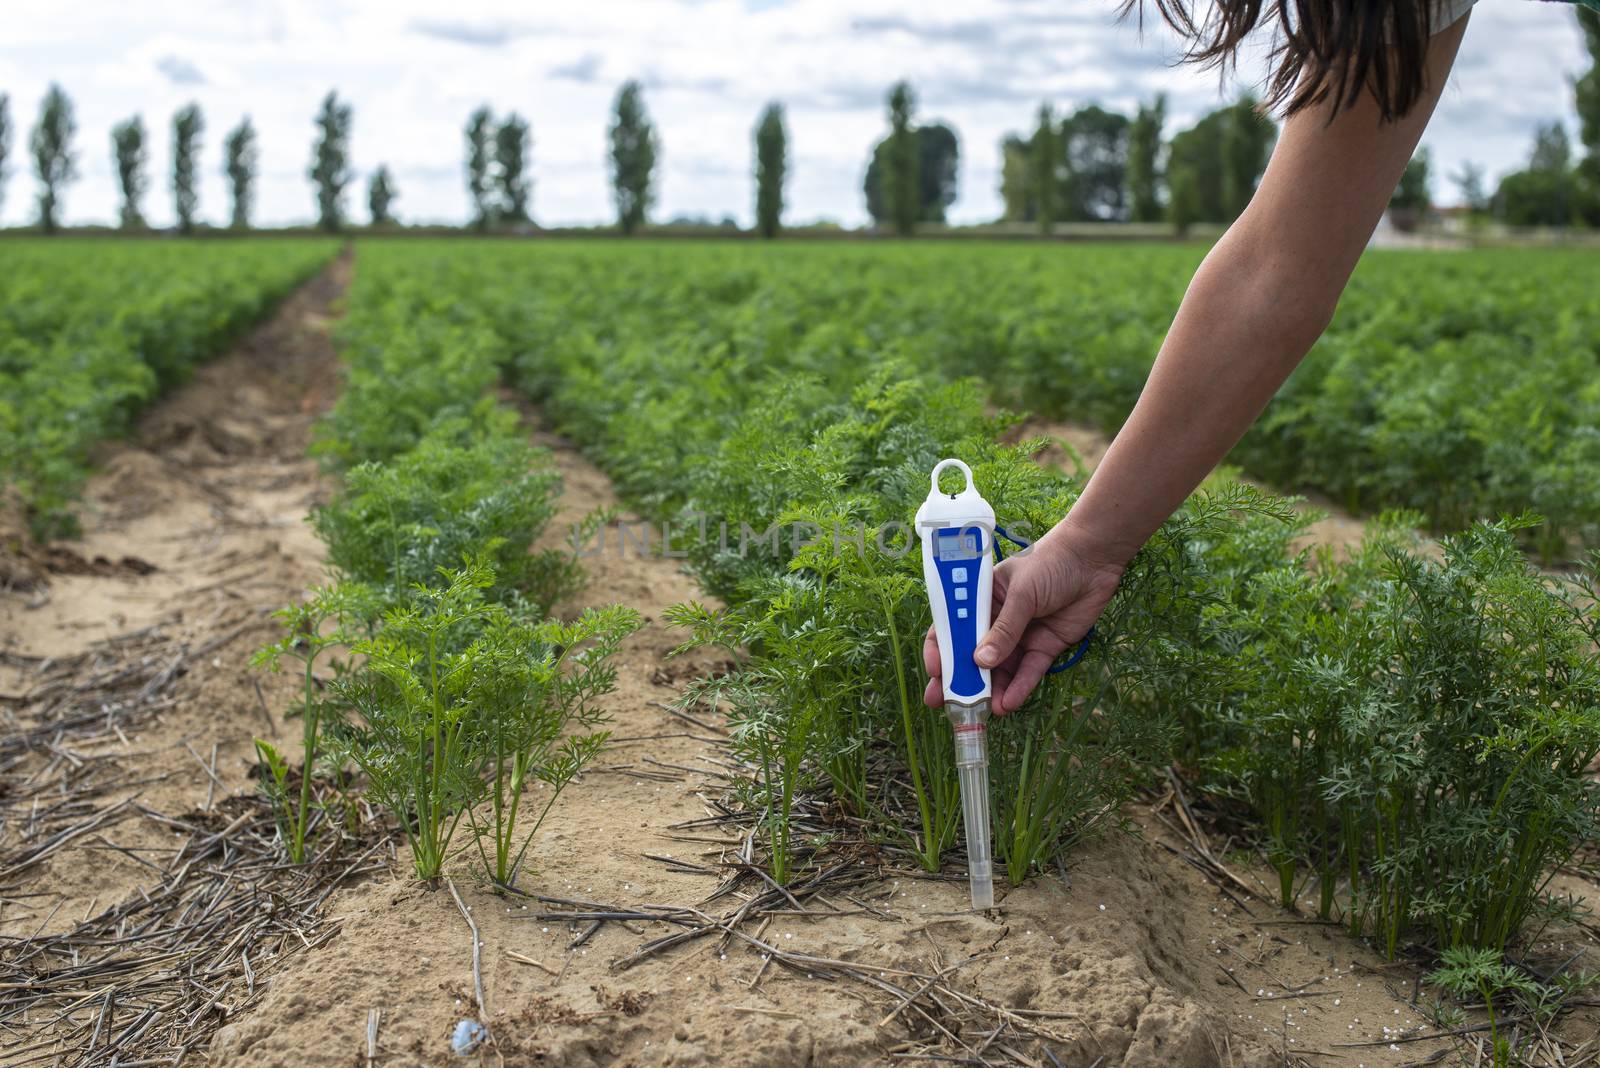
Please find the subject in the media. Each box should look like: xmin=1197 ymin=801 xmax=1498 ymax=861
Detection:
xmin=0 ymin=1 xmax=1591 ymax=228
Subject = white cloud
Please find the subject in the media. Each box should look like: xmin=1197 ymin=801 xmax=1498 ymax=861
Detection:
xmin=0 ymin=0 xmax=1589 ymax=229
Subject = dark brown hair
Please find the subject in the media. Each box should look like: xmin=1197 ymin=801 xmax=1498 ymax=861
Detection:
xmin=1124 ymin=1 xmax=1435 ymax=121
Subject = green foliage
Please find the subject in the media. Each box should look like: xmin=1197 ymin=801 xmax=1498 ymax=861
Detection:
xmin=111 ymin=116 xmax=147 ymax=229
xmin=30 ymin=84 xmax=76 ymax=234
xmin=312 ymin=431 xmax=579 ymax=614
xmin=224 ymin=118 xmax=258 ymax=230
xmin=368 ymin=165 xmax=397 ymax=226
xmin=331 ymin=561 xmax=496 ymax=881
xmin=1390 ymin=148 xmax=1431 ymax=217
xmin=341 ymin=239 xmax=1600 ymax=951
xmin=1496 ymin=123 xmax=1582 ymax=227
xmin=467 ymin=604 xmax=641 ymax=885
xmin=328 ymin=560 xmax=637 ymax=882
xmin=1060 ymin=104 xmax=1131 ymax=221
xmin=754 ymin=103 xmax=786 ymax=240
xmin=461 ymin=108 xmax=532 ymax=228
xmin=1452 ymin=160 xmax=1489 ymax=215
xmin=252 ymin=582 xmax=379 ymax=863
xmin=865 ymin=118 xmax=959 ymax=229
xmin=314 ymin=309 xmax=514 ymax=469
xmin=1031 ymin=105 xmax=1056 ymax=233
xmin=252 ymin=233 xmax=642 ymax=888
xmin=0 ymin=240 xmax=337 ymax=537
xmin=1167 ymin=95 xmax=1275 ymax=227
xmin=1178 ymin=518 xmax=1600 ymax=955
xmin=1126 ymin=95 xmax=1165 ymax=223
xmin=882 ymin=81 xmax=919 ymax=236
xmin=609 ymin=81 xmax=657 ymax=236
xmin=308 ymin=91 xmax=353 ymax=233
xmin=171 ymin=103 xmax=203 ymax=234
xmin=494 ymin=114 xmax=531 ymax=223
xmin=1426 ymin=947 xmax=1599 ymax=1066
xmin=1004 ymin=101 xmax=1145 ymax=225
xmin=0 ymin=94 xmax=11 ymax=216
xmin=465 ymin=106 xmax=494 ymax=231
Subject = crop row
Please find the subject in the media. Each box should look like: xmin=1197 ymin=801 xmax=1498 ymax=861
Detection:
xmin=427 ymin=239 xmax=1600 ymax=557
xmin=339 ymin=239 xmax=1600 ymax=959
xmin=0 ymin=239 xmax=338 ymax=537
xmin=253 ymin=253 xmax=637 ymax=885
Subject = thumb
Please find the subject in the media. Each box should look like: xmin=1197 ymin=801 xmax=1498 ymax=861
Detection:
xmin=976 ymin=581 xmax=1033 ymax=669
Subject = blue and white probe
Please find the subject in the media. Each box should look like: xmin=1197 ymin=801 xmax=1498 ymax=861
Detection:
xmin=915 ymin=458 xmax=998 ymax=910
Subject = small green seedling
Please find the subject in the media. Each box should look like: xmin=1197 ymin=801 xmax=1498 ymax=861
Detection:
xmin=253 ymin=581 xmax=376 ymax=863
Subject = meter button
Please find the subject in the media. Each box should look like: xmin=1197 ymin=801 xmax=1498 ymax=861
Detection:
xmin=951 ymin=568 xmax=968 ymax=582
xmin=956 ymin=608 xmax=969 ymax=619
xmin=954 ymin=588 xmax=968 ymax=601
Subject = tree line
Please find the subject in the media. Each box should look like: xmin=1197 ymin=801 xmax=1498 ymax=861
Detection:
xmin=0 ymin=12 xmax=1594 ymax=237
xmin=5 ymin=87 xmax=362 ymax=233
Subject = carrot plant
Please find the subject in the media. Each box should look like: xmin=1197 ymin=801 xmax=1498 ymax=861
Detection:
xmin=251 ymin=582 xmax=377 ymax=863
xmin=330 ymin=562 xmax=497 ymax=881
xmin=1177 ymin=517 xmax=1600 ymax=955
xmin=464 ymin=605 xmax=640 ymax=886
xmin=312 ymin=430 xmax=580 ymax=614
xmin=326 ymin=560 xmax=636 ymax=883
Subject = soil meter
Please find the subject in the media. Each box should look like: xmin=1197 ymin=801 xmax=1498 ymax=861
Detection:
xmin=915 ymin=458 xmax=997 ymax=910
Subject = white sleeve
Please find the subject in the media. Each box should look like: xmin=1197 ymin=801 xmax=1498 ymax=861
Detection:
xmin=1434 ymin=0 xmax=1478 ymax=32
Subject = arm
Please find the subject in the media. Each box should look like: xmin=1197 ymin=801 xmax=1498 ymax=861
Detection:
xmin=925 ymin=16 xmax=1469 ymax=715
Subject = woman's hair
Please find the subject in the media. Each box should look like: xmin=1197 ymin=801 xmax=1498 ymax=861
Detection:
xmin=1123 ymin=1 xmax=1435 ymax=122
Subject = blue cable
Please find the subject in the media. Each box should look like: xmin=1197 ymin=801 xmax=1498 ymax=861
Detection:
xmin=992 ymin=525 xmax=1094 ymax=673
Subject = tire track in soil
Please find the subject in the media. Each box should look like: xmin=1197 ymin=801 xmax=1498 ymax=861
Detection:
xmin=0 ymin=253 xmax=350 ymax=943
xmin=215 ymin=415 xmax=1481 ymax=1068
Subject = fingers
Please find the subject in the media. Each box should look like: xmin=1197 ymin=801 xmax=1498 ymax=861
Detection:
xmin=975 ymin=569 xmax=1034 ymax=670
xmin=999 ymin=648 xmax=1057 ymax=716
xmin=922 ymin=626 xmax=941 ymax=708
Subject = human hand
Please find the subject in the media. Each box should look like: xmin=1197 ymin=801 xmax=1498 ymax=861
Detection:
xmin=922 ymin=532 xmax=1124 ymax=715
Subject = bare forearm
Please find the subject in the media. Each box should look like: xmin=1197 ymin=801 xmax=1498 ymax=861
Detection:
xmin=1056 ymin=229 xmax=1335 ymax=566
xmin=1049 ymin=16 xmax=1467 ymax=571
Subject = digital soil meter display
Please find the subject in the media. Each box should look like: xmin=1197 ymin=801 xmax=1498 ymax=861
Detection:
xmin=935 ymin=530 xmax=982 ymax=560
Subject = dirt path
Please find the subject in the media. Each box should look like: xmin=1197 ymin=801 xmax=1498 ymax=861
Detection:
xmin=213 ymin=418 xmax=1482 ymax=1068
xmin=0 ymin=256 xmax=352 ymax=1060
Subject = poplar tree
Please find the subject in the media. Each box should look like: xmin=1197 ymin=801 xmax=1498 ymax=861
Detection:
xmin=111 ymin=116 xmax=147 ymax=229
xmin=1030 ymin=104 xmax=1056 ymax=235
xmin=754 ymin=102 xmax=786 ymax=239
xmin=0 ymin=95 xmax=11 ymax=218
xmin=223 ymin=118 xmax=258 ymax=229
xmin=172 ymin=103 xmax=203 ymax=233
xmin=1126 ymin=95 xmax=1166 ymax=223
xmin=884 ymin=81 xmax=918 ymax=237
xmin=31 ymin=85 xmax=76 ymax=234
xmin=369 ymin=165 xmax=397 ymax=226
xmin=465 ymin=105 xmax=493 ymax=230
xmin=1577 ymin=8 xmax=1600 ymax=220
xmin=495 ymin=114 xmax=530 ymax=222
xmin=609 ymin=81 xmax=658 ymax=235
xmin=308 ymin=91 xmax=353 ymax=232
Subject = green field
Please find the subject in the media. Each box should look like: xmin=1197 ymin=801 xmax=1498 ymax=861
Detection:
xmin=8 ymin=237 xmax=1599 ymax=964
xmin=313 ymin=238 xmax=1598 ymax=956
xmin=0 ymin=239 xmax=337 ymax=536
xmin=363 ymin=239 xmax=1600 ymax=555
